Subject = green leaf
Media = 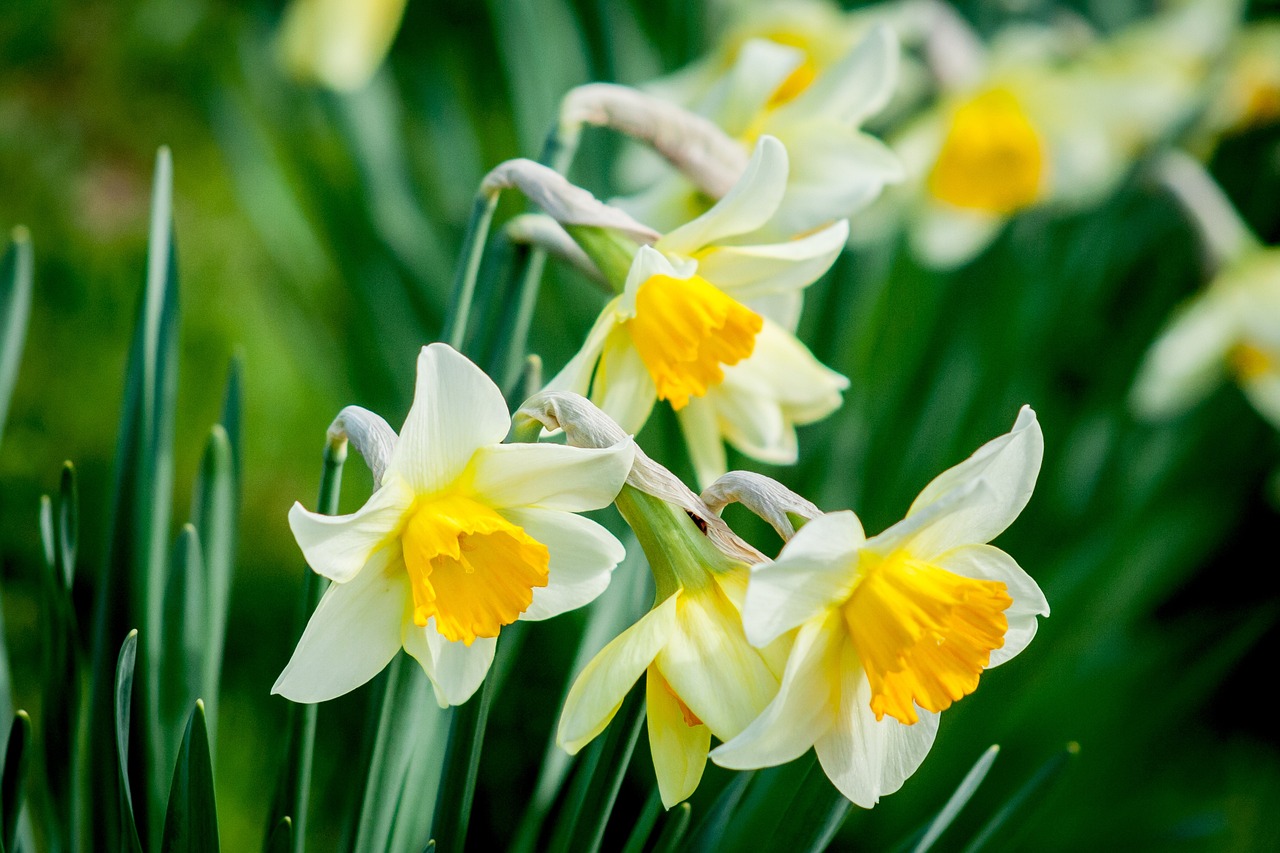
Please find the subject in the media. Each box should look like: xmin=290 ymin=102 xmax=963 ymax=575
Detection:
xmin=651 ymin=802 xmax=692 ymax=853
xmin=1 ymin=711 xmax=30 ymax=853
xmin=267 ymin=441 xmax=345 ymax=853
xmin=763 ymin=759 xmax=852 ymax=853
xmin=0 ymin=226 xmax=33 ymax=449
xmin=161 ymin=701 xmax=220 ymax=853
xmin=115 ymin=630 xmax=144 ymax=853
xmin=681 ymin=769 xmax=753 ymax=852
xmin=191 ymin=420 xmax=237 ymax=745
xmin=264 ymin=817 xmax=291 ymax=853
xmin=960 ymin=743 xmax=1080 ymax=853
xmin=58 ymin=461 xmax=79 ymax=589
xmin=619 ymin=789 xmax=661 ymax=853
xmin=912 ymin=745 xmax=1000 ymax=853
xmin=160 ymin=526 xmax=207 ymax=761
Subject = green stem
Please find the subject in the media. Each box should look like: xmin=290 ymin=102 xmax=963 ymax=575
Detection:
xmin=443 ymin=194 xmax=500 ymax=350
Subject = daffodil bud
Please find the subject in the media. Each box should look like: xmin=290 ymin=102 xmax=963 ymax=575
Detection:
xmin=700 ymin=471 xmax=822 ymax=541
xmin=480 ymin=158 xmax=659 ymax=246
xmin=275 ymin=0 xmax=408 ymax=91
xmin=560 ymin=83 xmax=749 ymax=198
xmin=504 ymin=214 xmax=606 ymax=285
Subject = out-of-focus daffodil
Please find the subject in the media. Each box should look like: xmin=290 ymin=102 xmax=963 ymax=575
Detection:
xmin=535 ymin=136 xmax=849 ymax=487
xmin=858 ymin=0 xmax=1243 ymax=268
xmin=1133 ymin=153 xmax=1280 ymax=428
xmin=519 ymin=392 xmax=783 ymax=809
xmin=584 ymin=24 xmax=903 ymax=238
xmin=712 ymin=408 xmax=1048 ymax=807
xmin=1194 ymin=22 xmax=1280 ymax=152
xmin=273 ymin=344 xmax=634 ymax=707
xmin=276 ymin=0 xmax=408 ymax=91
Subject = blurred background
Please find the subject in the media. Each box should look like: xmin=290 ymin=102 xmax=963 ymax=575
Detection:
xmin=3 ymin=0 xmax=1280 ymax=849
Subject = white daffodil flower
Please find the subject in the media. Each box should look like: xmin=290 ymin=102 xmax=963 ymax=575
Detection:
xmin=1193 ymin=22 xmax=1280 ymax=154
xmin=545 ymin=136 xmax=850 ymax=487
xmin=1132 ymin=151 xmax=1280 ymax=428
xmin=520 ymin=392 xmax=783 ymax=809
xmin=273 ymin=344 xmax=634 ymax=707
xmin=857 ymin=0 xmax=1242 ymax=268
xmin=599 ymin=25 xmax=903 ymax=238
xmin=275 ymin=0 xmax=408 ymax=91
xmin=712 ymin=407 xmax=1048 ymax=807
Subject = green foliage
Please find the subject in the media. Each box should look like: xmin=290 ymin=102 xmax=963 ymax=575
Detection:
xmin=160 ymin=702 xmax=219 ymax=853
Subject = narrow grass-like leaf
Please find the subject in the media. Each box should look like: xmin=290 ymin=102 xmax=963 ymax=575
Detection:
xmin=265 ymin=817 xmax=291 ymax=853
xmin=161 ymin=701 xmax=219 ymax=853
xmin=568 ymin=687 xmax=646 ymax=853
xmin=161 ymin=526 xmax=207 ymax=760
xmin=0 ymin=227 xmax=33 ymax=448
xmin=268 ymin=441 xmax=344 ymax=853
xmin=38 ymin=463 xmax=82 ymax=852
xmin=681 ymin=769 xmax=753 ymax=852
xmin=442 ymin=193 xmax=499 ymax=350
xmin=429 ymin=660 xmax=498 ymax=852
xmin=960 ymin=744 xmax=1080 ymax=853
xmin=759 ymin=758 xmax=850 ymax=853
xmin=115 ymin=630 xmax=143 ymax=853
xmin=192 ymin=422 xmax=237 ymax=744
xmin=619 ymin=789 xmax=661 ymax=853
xmin=1 ymin=711 xmax=30 ymax=853
xmin=912 ymin=746 xmax=1001 ymax=853
xmin=651 ymin=802 xmax=692 ymax=853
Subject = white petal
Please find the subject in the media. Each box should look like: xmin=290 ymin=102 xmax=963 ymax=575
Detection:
xmin=655 ymin=586 xmax=779 ymax=740
xmin=1243 ymin=371 xmax=1280 ymax=430
xmin=711 ymin=612 xmax=841 ymax=769
xmin=767 ymin=130 xmax=902 ymax=236
xmin=779 ymin=25 xmax=898 ymax=127
xmin=647 ymin=667 xmax=711 ymax=809
xmin=710 ymin=39 xmax=805 ymax=136
xmin=676 ymin=398 xmax=728 ymax=490
xmin=544 ymin=298 xmax=624 ymax=396
xmin=813 ymin=643 xmax=940 ymax=808
xmin=896 ymin=406 xmax=1043 ymax=559
xmin=557 ymin=594 xmax=679 ymax=754
xmin=705 ymin=381 xmax=788 ymax=465
xmin=695 ymin=220 xmax=849 ymax=304
xmin=1129 ymin=291 xmax=1238 ymax=420
xmin=468 ymin=440 xmax=634 ymax=512
xmin=500 ymin=507 xmax=626 ymax=621
xmin=403 ymin=623 xmax=497 ymax=707
xmin=657 ymin=136 xmax=789 ymax=257
xmin=593 ymin=327 xmax=659 ymax=435
xmin=722 ymin=319 xmax=849 ymax=426
xmin=272 ymin=546 xmax=409 ymax=702
xmin=910 ymin=204 xmax=1004 ymax=270
xmin=287 ymin=475 xmax=414 ymax=583
xmin=742 ymin=511 xmax=863 ymax=648
xmin=933 ymin=543 xmax=1048 ymax=667
xmin=389 ymin=343 xmax=512 ymax=493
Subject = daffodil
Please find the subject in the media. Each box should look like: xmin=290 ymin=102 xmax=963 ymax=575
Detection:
xmin=857 ymin=0 xmax=1242 ymax=267
xmin=542 ymin=136 xmax=849 ymax=486
xmin=273 ymin=344 xmax=634 ymax=707
xmin=276 ymin=0 xmax=409 ymax=91
xmin=1132 ymin=154 xmax=1280 ymax=428
xmin=587 ymin=24 xmax=903 ymax=238
xmin=1193 ymin=22 xmax=1280 ymax=154
xmin=519 ymin=392 xmax=783 ymax=808
xmin=712 ymin=407 xmax=1048 ymax=807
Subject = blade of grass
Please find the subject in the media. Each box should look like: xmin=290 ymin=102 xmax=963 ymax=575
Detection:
xmin=651 ymin=802 xmax=692 ymax=853
xmin=267 ymin=440 xmax=345 ymax=853
xmin=619 ymin=788 xmax=661 ymax=853
xmin=680 ymin=769 xmax=754 ymax=852
xmin=960 ymin=744 xmax=1080 ymax=853
xmin=1 ymin=712 xmax=30 ymax=853
xmin=0 ymin=226 xmax=33 ymax=449
xmin=568 ymin=687 xmax=646 ymax=853
xmin=161 ymin=701 xmax=219 ymax=853
xmin=115 ymin=631 xmax=143 ymax=853
xmin=160 ymin=526 xmax=207 ymax=763
xmin=192 ymin=421 xmax=237 ymax=746
xmin=441 ymin=193 xmax=500 ymax=350
xmin=430 ymin=653 xmax=500 ymax=852
xmin=911 ymin=745 xmax=1001 ymax=853
xmin=265 ymin=817 xmax=292 ymax=853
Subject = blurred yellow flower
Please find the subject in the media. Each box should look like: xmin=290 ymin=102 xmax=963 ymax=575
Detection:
xmin=276 ymin=0 xmax=408 ymax=91
xmin=713 ymin=407 xmax=1048 ymax=806
xmin=273 ymin=344 xmax=634 ymax=707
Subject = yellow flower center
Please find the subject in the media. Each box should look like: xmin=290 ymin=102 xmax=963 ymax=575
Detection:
xmin=625 ymin=273 xmax=763 ymax=409
xmin=767 ymin=59 xmax=818 ymax=109
xmin=842 ymin=551 xmax=1012 ymax=725
xmin=401 ymin=494 xmax=549 ymax=645
xmin=1230 ymin=341 xmax=1276 ymax=381
xmin=928 ymin=88 xmax=1045 ymax=215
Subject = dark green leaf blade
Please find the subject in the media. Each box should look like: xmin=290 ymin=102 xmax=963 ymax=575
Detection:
xmin=0 ymin=227 xmax=33 ymax=449
xmin=161 ymin=701 xmax=220 ymax=853
xmin=1 ymin=711 xmax=30 ymax=853
xmin=115 ymin=630 xmax=143 ymax=853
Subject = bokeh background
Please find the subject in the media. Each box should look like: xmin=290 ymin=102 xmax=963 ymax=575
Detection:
xmin=3 ymin=0 xmax=1280 ymax=849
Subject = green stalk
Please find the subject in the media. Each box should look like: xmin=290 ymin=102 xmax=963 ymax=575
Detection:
xmin=442 ymin=193 xmax=500 ymax=350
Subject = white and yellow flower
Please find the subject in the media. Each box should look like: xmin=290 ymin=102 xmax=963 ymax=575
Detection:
xmin=859 ymin=0 xmax=1242 ymax=267
xmin=276 ymin=0 xmax=408 ymax=91
xmin=521 ymin=392 xmax=783 ymax=809
xmin=273 ymin=344 xmax=634 ymax=707
xmin=546 ymin=136 xmax=850 ymax=487
xmin=712 ymin=407 xmax=1048 ymax=807
xmin=600 ymin=23 xmax=903 ymax=238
